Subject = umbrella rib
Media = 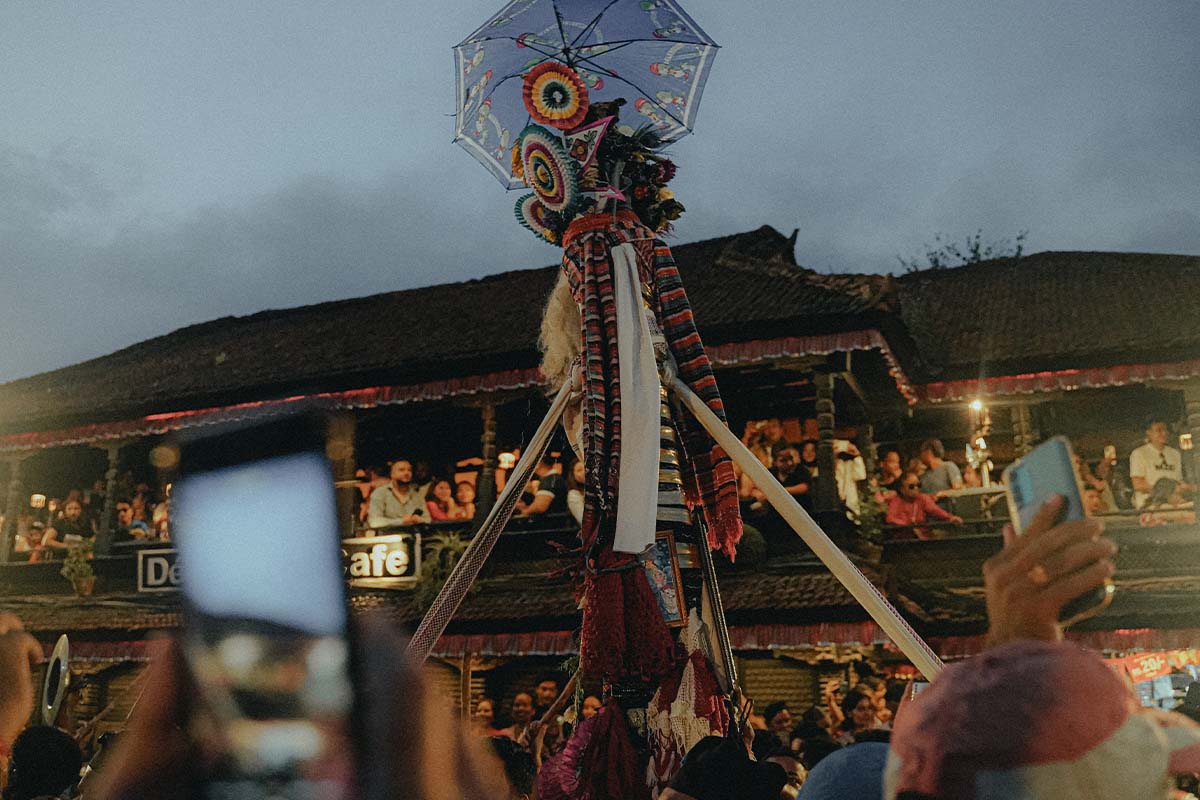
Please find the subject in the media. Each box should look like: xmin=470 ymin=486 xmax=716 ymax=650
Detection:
xmin=577 ymin=37 xmax=719 ymax=48
xmin=572 ymin=53 xmax=692 ymax=131
xmin=550 ymin=0 xmax=569 ymax=53
xmin=568 ymin=0 xmax=621 ymax=49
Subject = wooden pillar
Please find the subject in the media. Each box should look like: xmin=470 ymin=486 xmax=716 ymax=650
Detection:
xmin=860 ymin=423 xmax=878 ymax=480
xmin=0 ymin=457 xmax=25 ymax=562
xmin=476 ymin=402 xmax=498 ymax=520
xmin=1184 ymin=383 xmax=1200 ymax=483
xmin=326 ymin=413 xmax=358 ymax=537
xmin=1012 ymin=400 xmax=1038 ymax=457
xmin=94 ymin=444 xmax=121 ymax=556
xmin=460 ymin=653 xmax=474 ymax=720
xmin=814 ymin=372 xmax=839 ymax=513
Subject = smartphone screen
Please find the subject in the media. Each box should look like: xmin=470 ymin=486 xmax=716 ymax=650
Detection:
xmin=174 ymin=444 xmax=357 ymax=800
xmin=1003 ymin=436 xmax=1114 ymax=624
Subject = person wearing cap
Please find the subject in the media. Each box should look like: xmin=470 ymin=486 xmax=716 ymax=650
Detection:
xmin=882 ymin=495 xmax=1200 ymax=799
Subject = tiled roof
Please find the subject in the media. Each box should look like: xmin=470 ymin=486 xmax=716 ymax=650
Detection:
xmin=0 ymin=226 xmax=890 ymax=433
xmin=896 ymin=251 xmax=1200 ymax=381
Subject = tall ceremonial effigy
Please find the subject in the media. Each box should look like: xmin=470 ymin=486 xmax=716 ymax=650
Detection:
xmin=409 ymin=2 xmax=946 ymax=797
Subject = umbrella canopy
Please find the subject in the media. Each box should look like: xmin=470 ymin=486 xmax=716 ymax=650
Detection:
xmin=454 ymin=0 xmax=719 ymax=188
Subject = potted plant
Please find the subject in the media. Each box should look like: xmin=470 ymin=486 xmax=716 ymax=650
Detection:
xmin=60 ymin=543 xmax=95 ymax=596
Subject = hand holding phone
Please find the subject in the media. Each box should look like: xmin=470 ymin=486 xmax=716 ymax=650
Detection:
xmin=985 ymin=439 xmax=1116 ymax=644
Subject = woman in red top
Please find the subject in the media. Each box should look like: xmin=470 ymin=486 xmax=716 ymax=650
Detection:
xmin=426 ymin=479 xmax=469 ymax=521
xmin=886 ymin=472 xmax=963 ymax=540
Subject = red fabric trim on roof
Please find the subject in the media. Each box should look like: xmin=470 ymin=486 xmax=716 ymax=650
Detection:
xmin=707 ymin=330 xmax=917 ymax=405
xmin=0 ymin=368 xmax=545 ymax=452
xmin=919 ymin=358 xmax=1200 ymax=403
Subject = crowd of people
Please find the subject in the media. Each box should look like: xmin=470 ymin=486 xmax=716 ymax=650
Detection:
xmin=739 ymin=414 xmax=1197 ymax=544
xmin=357 ymin=451 xmax=583 ymax=533
xmin=7 ymin=476 xmax=171 ymax=563
xmin=4 ymin=491 xmax=1197 ymax=798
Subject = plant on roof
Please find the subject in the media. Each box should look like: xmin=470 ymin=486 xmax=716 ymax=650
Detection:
xmin=897 ymin=229 xmax=1028 ymax=272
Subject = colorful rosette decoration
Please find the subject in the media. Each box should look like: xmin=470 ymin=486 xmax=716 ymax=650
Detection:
xmin=514 ymin=193 xmax=562 ymax=244
xmin=519 ymin=124 xmax=579 ymax=214
xmin=522 ymin=61 xmax=589 ymax=130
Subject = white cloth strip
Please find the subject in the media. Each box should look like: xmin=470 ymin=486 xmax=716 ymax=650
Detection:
xmin=612 ymin=241 xmax=662 ymax=554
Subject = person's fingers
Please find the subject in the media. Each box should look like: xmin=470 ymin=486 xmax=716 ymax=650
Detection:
xmin=1024 ymin=494 xmax=1066 ymax=538
xmin=1000 ymin=522 xmax=1017 ymax=549
xmin=1009 ymin=518 xmax=1103 ymax=576
xmin=1041 ymin=558 xmax=1115 ymax=609
xmin=1039 ymin=538 xmax=1117 ymax=584
xmin=0 ymin=612 xmax=25 ymax=635
xmin=19 ymin=631 xmax=42 ymax=668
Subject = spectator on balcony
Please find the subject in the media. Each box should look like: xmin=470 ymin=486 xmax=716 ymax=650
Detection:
xmin=566 ymin=459 xmax=585 ymax=526
xmin=742 ymin=418 xmax=786 ymax=468
xmin=886 ymin=472 xmax=963 ymax=540
xmin=834 ymin=440 xmax=868 ymax=517
xmin=877 ymin=449 xmax=903 ymax=494
xmin=455 ymin=481 xmax=477 ymax=520
xmin=426 ymin=479 xmax=470 ymax=521
xmin=800 ymin=439 xmax=820 ymax=476
xmin=1130 ymin=418 xmax=1193 ymax=509
xmin=14 ymin=520 xmax=47 ymax=563
xmin=749 ymin=445 xmax=813 ymax=518
xmin=132 ymin=484 xmax=153 ymax=523
xmin=515 ymin=454 xmax=565 ymax=517
xmin=500 ymin=692 xmax=535 ymax=742
xmin=412 ymin=460 xmax=434 ymax=499
xmin=367 ymin=460 xmax=427 ymax=528
xmin=918 ymin=438 xmax=963 ymax=496
xmin=42 ymin=499 xmax=95 ymax=553
xmin=113 ymin=499 xmax=152 ymax=542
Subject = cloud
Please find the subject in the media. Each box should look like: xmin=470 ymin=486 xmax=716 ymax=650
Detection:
xmin=0 ymin=149 xmax=553 ymax=383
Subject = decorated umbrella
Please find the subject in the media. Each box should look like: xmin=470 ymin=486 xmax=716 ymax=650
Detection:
xmin=453 ymin=0 xmax=719 ymax=187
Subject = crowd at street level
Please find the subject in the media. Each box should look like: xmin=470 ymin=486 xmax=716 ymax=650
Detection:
xmin=5 ymin=495 xmax=1200 ymax=798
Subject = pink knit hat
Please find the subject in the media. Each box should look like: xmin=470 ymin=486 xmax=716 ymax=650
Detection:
xmin=886 ymin=640 xmax=1200 ymax=799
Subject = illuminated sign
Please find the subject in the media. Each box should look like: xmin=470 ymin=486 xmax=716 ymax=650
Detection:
xmin=137 ymin=548 xmax=181 ymax=593
xmin=342 ymin=533 xmax=421 ymax=588
xmin=135 ymin=533 xmax=421 ymax=593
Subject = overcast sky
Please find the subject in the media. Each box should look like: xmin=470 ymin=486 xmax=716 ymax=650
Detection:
xmin=1 ymin=0 xmax=1197 ymax=383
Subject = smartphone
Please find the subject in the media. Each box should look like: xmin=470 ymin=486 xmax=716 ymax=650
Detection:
xmin=172 ymin=416 xmax=361 ymax=800
xmin=1003 ymin=436 xmax=1114 ymax=624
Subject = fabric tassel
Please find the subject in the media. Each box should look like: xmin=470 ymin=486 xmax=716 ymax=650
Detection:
xmin=578 ymin=699 xmax=650 ymax=800
xmin=622 ymin=562 xmax=679 ymax=681
xmin=581 ymin=549 xmax=678 ymax=683
xmin=580 ymin=567 xmax=627 ymax=680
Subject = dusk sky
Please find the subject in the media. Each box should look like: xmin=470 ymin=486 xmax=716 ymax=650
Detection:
xmin=1 ymin=1 xmax=1196 ymax=383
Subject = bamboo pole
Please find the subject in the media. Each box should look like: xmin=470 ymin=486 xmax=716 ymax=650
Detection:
xmin=407 ymin=379 xmax=574 ymax=663
xmin=668 ymin=376 xmax=945 ymax=680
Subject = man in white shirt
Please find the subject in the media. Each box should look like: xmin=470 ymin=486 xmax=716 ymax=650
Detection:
xmin=1129 ymin=419 xmax=1193 ymax=508
xmin=367 ymin=459 xmax=427 ymax=528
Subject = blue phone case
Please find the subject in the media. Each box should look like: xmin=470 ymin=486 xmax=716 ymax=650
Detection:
xmin=1003 ymin=436 xmax=1084 ymax=534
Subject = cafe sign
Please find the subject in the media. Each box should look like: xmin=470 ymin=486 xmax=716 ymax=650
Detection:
xmin=135 ymin=533 xmax=421 ymax=593
xmin=138 ymin=548 xmax=182 ymax=593
xmin=342 ymin=533 xmax=421 ymax=588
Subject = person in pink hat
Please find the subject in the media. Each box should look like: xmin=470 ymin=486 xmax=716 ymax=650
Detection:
xmin=886 ymin=495 xmax=1200 ymax=799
